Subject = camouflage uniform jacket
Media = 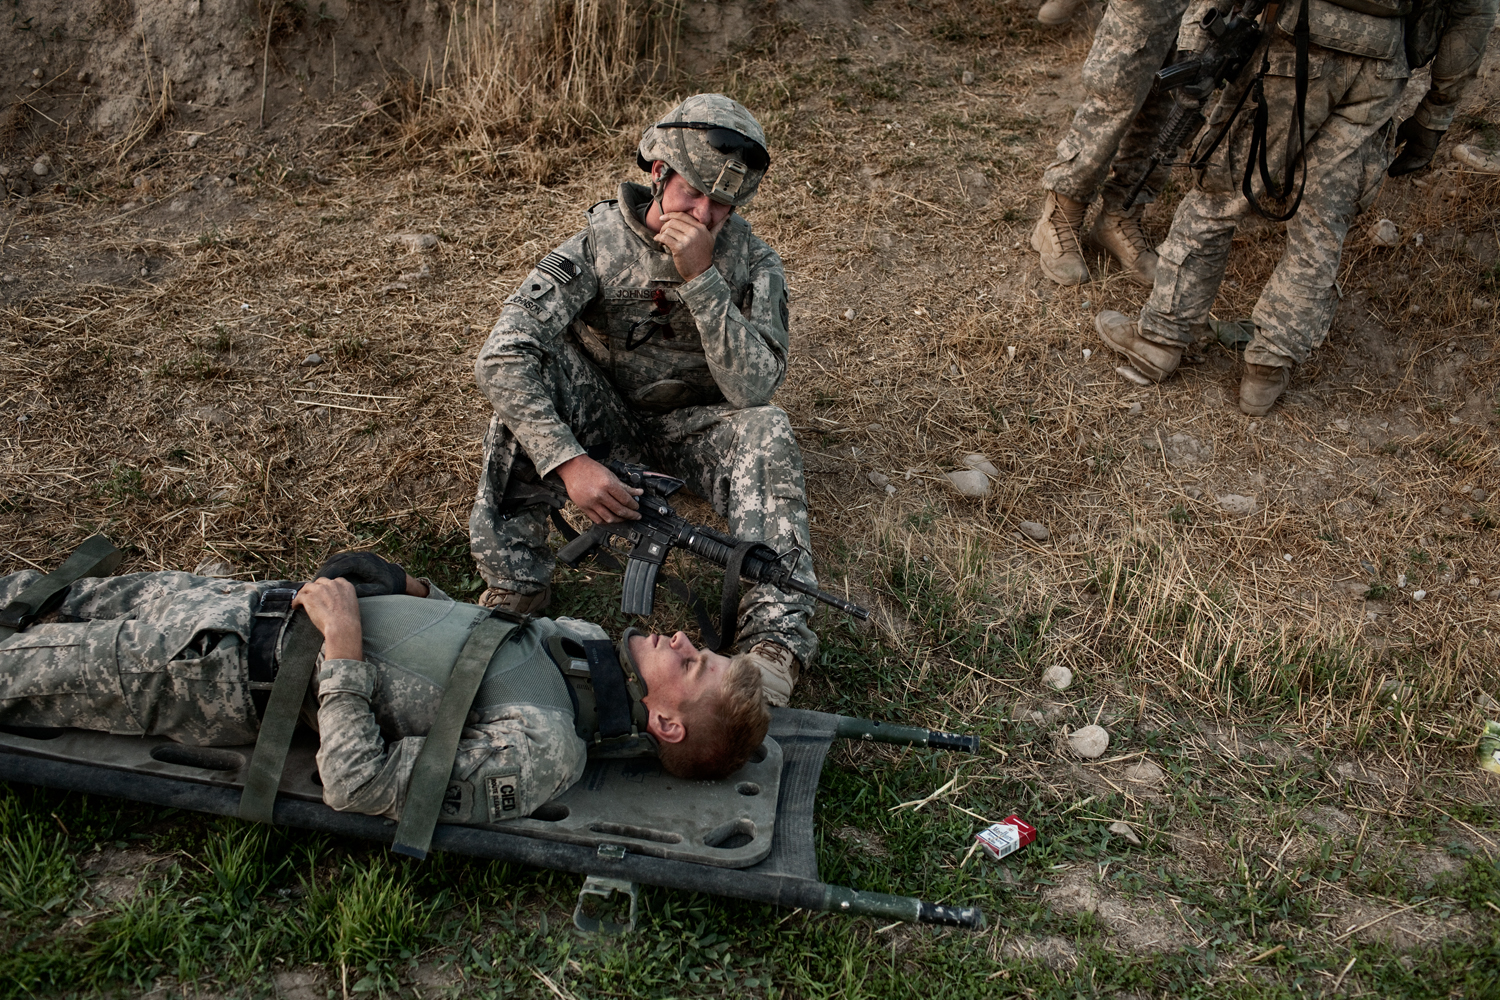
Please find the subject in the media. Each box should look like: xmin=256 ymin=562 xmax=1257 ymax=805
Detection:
xmin=0 ymin=570 xmax=590 ymax=825
xmin=478 ymin=181 xmax=792 ymax=478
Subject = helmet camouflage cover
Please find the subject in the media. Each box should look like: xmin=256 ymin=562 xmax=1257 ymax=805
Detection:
xmin=636 ymin=94 xmax=770 ymax=207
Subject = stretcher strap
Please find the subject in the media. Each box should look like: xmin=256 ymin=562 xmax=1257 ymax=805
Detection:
xmin=239 ymin=611 xmax=324 ymax=824
xmin=392 ymin=612 xmax=520 ymax=860
xmin=0 ymin=535 xmax=123 ymax=640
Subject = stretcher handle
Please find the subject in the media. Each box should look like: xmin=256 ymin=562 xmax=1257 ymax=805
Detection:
xmin=835 ymin=716 xmax=980 ymax=754
xmin=820 ymin=886 xmax=986 ymax=929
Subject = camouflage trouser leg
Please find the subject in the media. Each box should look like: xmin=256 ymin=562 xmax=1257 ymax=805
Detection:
xmin=470 ymin=340 xmax=649 ymax=592
xmin=1099 ymin=79 xmax=1183 ymax=213
xmin=1140 ymin=40 xmax=1407 ymax=358
xmin=644 ymin=405 xmax=818 ymax=668
xmin=1040 ymin=0 xmax=1190 ymax=206
xmin=0 ymin=571 xmax=260 ymax=746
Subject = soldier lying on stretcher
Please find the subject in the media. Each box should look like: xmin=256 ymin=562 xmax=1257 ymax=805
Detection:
xmin=0 ymin=551 xmax=770 ymax=826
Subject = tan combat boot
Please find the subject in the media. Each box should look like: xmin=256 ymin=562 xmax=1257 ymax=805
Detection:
xmin=1037 ymin=0 xmax=1086 ymax=25
xmin=478 ymin=583 xmax=552 ymax=615
xmin=1031 ymin=191 xmax=1091 ymax=287
xmin=1239 ymin=363 xmax=1290 ymax=416
xmin=1094 ymin=310 xmax=1182 ymax=382
xmin=745 ymin=640 xmax=802 ymax=708
xmin=1089 ymin=208 xmax=1159 ymax=287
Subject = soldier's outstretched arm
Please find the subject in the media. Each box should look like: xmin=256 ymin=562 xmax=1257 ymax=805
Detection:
xmin=474 ymin=229 xmax=602 ymax=477
xmin=682 ymin=237 xmax=790 ymax=408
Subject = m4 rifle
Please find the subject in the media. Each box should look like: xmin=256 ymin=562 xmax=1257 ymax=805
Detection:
xmin=527 ymin=461 xmax=869 ymax=650
xmin=1122 ymin=0 xmax=1271 ymax=210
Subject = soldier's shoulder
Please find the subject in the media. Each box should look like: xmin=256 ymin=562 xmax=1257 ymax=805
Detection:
xmin=586 ymin=198 xmax=621 ymax=220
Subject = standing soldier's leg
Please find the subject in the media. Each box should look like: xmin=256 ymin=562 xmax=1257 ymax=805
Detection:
xmin=470 ymin=343 xmax=646 ymax=611
xmin=1241 ymin=69 xmax=1407 ymax=414
xmin=1036 ymin=0 xmax=1189 ymax=285
xmin=649 ymin=405 xmax=817 ymax=705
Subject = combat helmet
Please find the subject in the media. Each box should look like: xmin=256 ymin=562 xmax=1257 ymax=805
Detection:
xmin=636 ymin=94 xmax=770 ymax=207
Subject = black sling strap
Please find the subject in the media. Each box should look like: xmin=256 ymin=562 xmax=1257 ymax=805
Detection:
xmin=0 ymin=535 xmax=123 ymax=641
xmin=1243 ymin=0 xmax=1312 ymax=221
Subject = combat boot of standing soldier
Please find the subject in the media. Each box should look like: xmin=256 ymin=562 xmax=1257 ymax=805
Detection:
xmin=469 ymin=94 xmax=815 ymax=707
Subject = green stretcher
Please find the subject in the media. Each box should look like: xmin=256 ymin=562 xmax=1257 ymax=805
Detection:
xmin=0 ymin=712 xmax=986 ymax=932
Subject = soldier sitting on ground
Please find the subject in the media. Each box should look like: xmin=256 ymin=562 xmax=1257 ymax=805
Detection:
xmin=470 ymin=93 xmax=816 ymax=708
xmin=0 ymin=551 xmax=769 ymax=824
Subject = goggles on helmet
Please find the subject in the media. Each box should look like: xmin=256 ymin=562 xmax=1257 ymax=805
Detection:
xmin=655 ymin=122 xmax=771 ymax=172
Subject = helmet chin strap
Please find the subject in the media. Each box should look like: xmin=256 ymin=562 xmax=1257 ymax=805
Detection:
xmin=650 ymin=164 xmax=673 ymax=215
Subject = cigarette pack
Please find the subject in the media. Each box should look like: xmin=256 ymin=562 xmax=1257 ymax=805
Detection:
xmin=975 ymin=814 xmax=1037 ymax=861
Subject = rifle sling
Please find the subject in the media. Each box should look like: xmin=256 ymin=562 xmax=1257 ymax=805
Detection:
xmin=1243 ymin=0 xmax=1311 ymax=221
xmin=240 ymin=610 xmax=324 ymax=824
xmin=0 ymin=535 xmax=123 ymax=640
xmin=719 ymin=541 xmax=777 ymax=654
xmin=392 ymin=611 xmax=523 ymax=859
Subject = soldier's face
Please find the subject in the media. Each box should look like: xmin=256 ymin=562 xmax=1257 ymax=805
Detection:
xmin=651 ymin=165 xmax=734 ymax=231
xmin=632 ymin=631 xmax=730 ymax=714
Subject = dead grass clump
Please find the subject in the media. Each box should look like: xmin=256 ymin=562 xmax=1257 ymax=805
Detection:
xmin=397 ymin=0 xmax=682 ymax=175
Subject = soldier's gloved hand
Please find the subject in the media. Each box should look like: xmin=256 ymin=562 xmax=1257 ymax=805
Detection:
xmin=1388 ymin=119 xmax=1444 ymax=177
xmin=315 ymin=551 xmax=409 ymax=597
xmin=557 ymin=454 xmax=642 ymax=524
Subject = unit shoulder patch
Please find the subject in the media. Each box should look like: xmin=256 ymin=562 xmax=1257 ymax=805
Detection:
xmin=537 ymin=251 xmax=580 ymax=285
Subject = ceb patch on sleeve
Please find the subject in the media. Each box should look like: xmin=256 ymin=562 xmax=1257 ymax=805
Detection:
xmin=485 ymin=773 xmax=522 ymax=821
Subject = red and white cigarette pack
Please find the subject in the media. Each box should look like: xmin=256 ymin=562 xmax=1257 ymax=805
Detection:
xmin=975 ymin=815 xmax=1037 ymax=861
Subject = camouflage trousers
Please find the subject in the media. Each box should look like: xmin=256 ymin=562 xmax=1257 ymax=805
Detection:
xmin=0 ymin=571 xmax=264 ymax=746
xmin=1138 ymin=37 xmax=1405 ymax=367
xmin=469 ymin=337 xmax=819 ymax=667
xmin=1041 ymin=0 xmax=1193 ymax=211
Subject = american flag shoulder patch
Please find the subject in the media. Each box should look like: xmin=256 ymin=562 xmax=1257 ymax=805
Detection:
xmin=536 ymin=252 xmax=579 ymax=284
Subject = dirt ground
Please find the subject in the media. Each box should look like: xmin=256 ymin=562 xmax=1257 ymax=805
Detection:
xmin=3 ymin=0 xmax=1500 ymax=990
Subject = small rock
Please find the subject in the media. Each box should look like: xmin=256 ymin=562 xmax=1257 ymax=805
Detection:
xmin=232 ymin=145 xmax=249 ymax=159
xmin=1217 ymin=493 xmax=1257 ymax=516
xmin=962 ymin=453 xmax=998 ymax=477
xmin=1489 ymin=589 xmax=1500 ymax=600
xmin=1412 ymin=589 xmax=1427 ymax=601
xmin=1185 ymin=486 xmax=1203 ymax=499
xmin=961 ymin=69 xmax=975 ymax=86
xmin=1108 ymin=821 xmax=1142 ymax=846
xmin=0 ymin=274 xmax=16 ymax=284
xmin=1478 ymin=691 xmax=1500 ymax=714
xmin=1116 ymin=365 xmax=1153 ymax=387
xmin=867 ymin=471 xmax=890 ymax=488
xmin=1006 ymin=345 xmax=1017 ymax=362
xmin=77 ymin=70 xmax=90 ymax=83
xmin=195 ymin=406 xmax=232 ymax=426
xmin=1283 ymin=553 xmax=1293 ymax=562
xmin=390 ymin=232 xmax=439 ymax=253
xmin=1397 ymin=573 xmax=1408 ymax=588
xmin=1041 ymin=665 xmax=1072 ymax=691
xmin=0 ymin=165 xmax=9 ymax=178
xmin=30 ymin=67 xmax=42 ymax=79
xmin=867 ymin=423 xmax=884 ymax=433
xmin=1127 ymin=401 xmax=1143 ymax=416
xmin=1082 ymin=348 xmax=1091 ymax=360
xmin=1124 ymin=760 xmax=1164 ymax=786
xmin=187 ymin=133 xmax=201 ymax=148
xmin=842 ymin=307 xmax=856 ymax=320
xmin=31 ymin=154 xmax=51 ymax=177
xmin=1332 ymin=418 xmax=1351 ymax=433
xmin=397 ymin=264 xmax=432 ymax=283
xmin=1018 ymin=521 xmax=1050 ymax=542
xmin=884 ymin=483 xmax=896 ymax=495
xmin=1370 ymin=218 xmax=1399 ymax=246
xmin=301 ymin=352 xmax=324 ymax=366
xmin=946 ymin=469 xmax=991 ymax=497
xmin=1068 ymin=725 xmax=1110 ymax=759
xmin=1473 ymin=488 xmax=1489 ymax=502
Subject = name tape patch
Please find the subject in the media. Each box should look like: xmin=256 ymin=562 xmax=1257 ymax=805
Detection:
xmin=485 ymin=773 xmax=521 ymax=821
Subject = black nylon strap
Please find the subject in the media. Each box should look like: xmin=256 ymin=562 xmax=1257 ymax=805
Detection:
xmin=248 ymin=588 xmax=299 ymax=718
xmin=719 ymin=541 xmax=777 ymax=653
xmin=1244 ymin=0 xmax=1311 ymax=221
xmin=0 ymin=535 xmax=123 ymax=639
xmin=583 ymin=639 xmax=632 ymax=740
